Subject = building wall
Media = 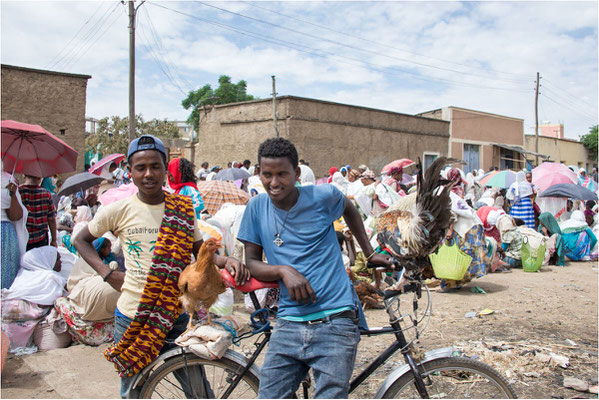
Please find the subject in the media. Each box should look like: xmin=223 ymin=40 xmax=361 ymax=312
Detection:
xmin=540 ymin=124 xmax=564 ymax=139
xmin=194 ymin=97 xmax=449 ymax=177
xmin=419 ymin=107 xmax=524 ymax=172
xmin=1 ymin=65 xmax=90 ymax=176
xmin=524 ymin=135 xmax=597 ymax=171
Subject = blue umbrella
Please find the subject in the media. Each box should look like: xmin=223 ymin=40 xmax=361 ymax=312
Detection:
xmin=539 ymin=183 xmax=597 ymax=201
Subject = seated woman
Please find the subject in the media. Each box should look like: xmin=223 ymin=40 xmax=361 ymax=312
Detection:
xmin=559 ymin=210 xmax=597 ymax=261
xmin=537 ymin=212 xmax=566 ymax=266
xmin=54 ymin=238 xmax=121 ymax=346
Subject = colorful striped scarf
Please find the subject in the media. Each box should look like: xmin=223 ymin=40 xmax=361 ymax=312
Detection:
xmin=104 ymin=192 xmax=195 ymax=377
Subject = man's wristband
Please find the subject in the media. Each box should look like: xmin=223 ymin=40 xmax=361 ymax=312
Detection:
xmin=103 ymin=269 xmax=114 ymax=282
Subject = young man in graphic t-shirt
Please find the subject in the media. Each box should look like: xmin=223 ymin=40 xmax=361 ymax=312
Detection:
xmin=74 ymin=135 xmax=248 ymax=398
xmin=237 ymin=137 xmax=392 ymax=398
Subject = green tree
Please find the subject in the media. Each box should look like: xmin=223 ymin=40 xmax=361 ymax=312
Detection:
xmin=86 ymin=115 xmax=179 ymax=157
xmin=580 ymin=125 xmax=598 ymax=161
xmin=181 ymin=75 xmax=256 ymax=133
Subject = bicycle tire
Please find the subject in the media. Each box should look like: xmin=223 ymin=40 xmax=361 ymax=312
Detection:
xmin=139 ymin=353 xmax=260 ymax=399
xmin=380 ymin=357 xmax=517 ymax=399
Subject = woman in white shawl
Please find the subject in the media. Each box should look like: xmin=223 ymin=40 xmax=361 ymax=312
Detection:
xmin=331 ymin=170 xmax=350 ymax=195
xmin=2 ymin=246 xmax=67 ymax=305
xmin=507 ymin=171 xmax=535 ymax=229
xmin=560 ymin=210 xmax=597 ymax=261
xmin=1 ymin=167 xmax=28 ymax=289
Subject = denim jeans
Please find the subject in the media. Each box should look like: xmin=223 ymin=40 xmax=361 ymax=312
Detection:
xmin=258 ymin=317 xmax=361 ymax=399
xmin=113 ymin=312 xmax=191 ymax=399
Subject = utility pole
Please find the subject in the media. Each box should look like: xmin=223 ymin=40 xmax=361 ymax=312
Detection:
xmin=534 ymin=72 xmax=540 ymax=167
xmin=128 ymin=1 xmax=144 ymax=142
xmin=272 ymin=75 xmax=279 ymax=137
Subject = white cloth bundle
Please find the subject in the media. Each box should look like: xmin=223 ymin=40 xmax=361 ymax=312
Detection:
xmin=175 ymin=323 xmax=233 ymax=360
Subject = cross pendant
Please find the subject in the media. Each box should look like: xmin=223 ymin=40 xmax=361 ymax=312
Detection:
xmin=273 ymin=234 xmax=284 ymax=247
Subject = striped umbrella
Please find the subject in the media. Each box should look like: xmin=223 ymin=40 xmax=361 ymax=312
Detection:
xmin=196 ymin=180 xmax=250 ymax=215
xmin=479 ymin=170 xmax=517 ymax=189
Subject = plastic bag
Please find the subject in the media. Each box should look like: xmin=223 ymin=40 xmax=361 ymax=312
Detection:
xmin=209 ymin=288 xmax=234 ymax=317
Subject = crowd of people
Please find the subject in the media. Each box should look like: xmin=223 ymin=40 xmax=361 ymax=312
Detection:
xmin=1 ymin=135 xmax=598 ymax=397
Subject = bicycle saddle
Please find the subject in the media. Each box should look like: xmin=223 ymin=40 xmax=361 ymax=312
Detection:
xmin=221 ymin=268 xmax=279 ymax=293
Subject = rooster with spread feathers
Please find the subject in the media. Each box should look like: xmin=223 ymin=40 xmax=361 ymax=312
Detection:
xmin=376 ymin=157 xmax=458 ymax=272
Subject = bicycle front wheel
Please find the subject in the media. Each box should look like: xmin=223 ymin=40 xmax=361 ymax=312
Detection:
xmin=381 ymin=357 xmax=517 ymax=398
xmin=139 ymin=353 xmax=260 ymax=399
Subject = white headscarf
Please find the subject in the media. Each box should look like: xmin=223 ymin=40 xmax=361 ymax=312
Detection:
xmin=299 ymin=164 xmax=315 ymax=185
xmin=507 ymin=171 xmax=533 ymax=202
xmin=2 ymin=246 xmax=67 ymax=305
xmin=560 ymin=210 xmax=589 ymax=233
xmin=1 ymin=165 xmax=29 ymax=256
xmin=331 ymin=171 xmax=349 ymax=195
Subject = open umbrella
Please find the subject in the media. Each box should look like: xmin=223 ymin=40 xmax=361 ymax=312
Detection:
xmin=532 ymin=162 xmax=577 ymax=192
xmin=196 ymin=180 xmax=250 ymax=215
xmin=539 ymin=183 xmax=598 ymax=201
xmin=1 ymin=120 xmax=78 ymax=177
xmin=381 ymin=158 xmax=415 ymax=175
xmin=98 ymin=182 xmax=139 ymax=206
xmin=88 ymin=153 xmax=125 ymax=176
xmin=56 ymin=172 xmax=105 ymax=199
xmin=479 ymin=170 xmax=517 ymax=189
xmin=213 ymin=168 xmax=251 ymax=181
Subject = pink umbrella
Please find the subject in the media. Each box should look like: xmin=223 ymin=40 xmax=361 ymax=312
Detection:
xmin=88 ymin=153 xmax=125 ymax=176
xmin=1 ymin=120 xmax=78 ymax=177
xmin=381 ymin=158 xmax=415 ymax=175
xmin=532 ymin=162 xmax=577 ymax=192
xmin=98 ymin=182 xmax=138 ymax=206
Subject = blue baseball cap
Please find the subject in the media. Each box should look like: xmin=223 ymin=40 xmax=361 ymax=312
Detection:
xmin=127 ymin=135 xmax=167 ymax=162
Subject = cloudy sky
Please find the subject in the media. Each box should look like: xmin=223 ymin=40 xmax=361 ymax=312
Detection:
xmin=2 ymin=1 xmax=597 ymax=139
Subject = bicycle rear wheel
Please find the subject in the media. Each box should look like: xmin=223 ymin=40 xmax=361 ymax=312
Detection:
xmin=381 ymin=357 xmax=517 ymax=398
xmin=139 ymin=353 xmax=260 ymax=399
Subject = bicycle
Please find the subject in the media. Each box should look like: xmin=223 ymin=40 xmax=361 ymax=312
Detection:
xmin=131 ymin=263 xmax=517 ymax=398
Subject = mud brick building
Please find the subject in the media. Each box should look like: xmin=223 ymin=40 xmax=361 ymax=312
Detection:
xmin=193 ymin=96 xmax=450 ymax=178
xmin=1 ymin=64 xmax=91 ymax=176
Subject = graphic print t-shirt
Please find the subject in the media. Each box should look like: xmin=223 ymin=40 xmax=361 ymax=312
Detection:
xmin=88 ymin=194 xmax=202 ymax=318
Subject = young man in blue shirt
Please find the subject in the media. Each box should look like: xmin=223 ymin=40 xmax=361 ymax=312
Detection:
xmin=238 ymin=137 xmax=392 ymax=398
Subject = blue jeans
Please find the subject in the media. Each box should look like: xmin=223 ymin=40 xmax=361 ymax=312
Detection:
xmin=258 ymin=317 xmax=361 ymax=398
xmin=114 ymin=312 xmax=191 ymax=399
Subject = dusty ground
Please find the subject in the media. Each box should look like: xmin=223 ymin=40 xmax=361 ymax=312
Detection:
xmin=1 ymin=261 xmax=597 ymax=399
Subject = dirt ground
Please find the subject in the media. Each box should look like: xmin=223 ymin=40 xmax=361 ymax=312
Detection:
xmin=1 ymin=261 xmax=597 ymax=399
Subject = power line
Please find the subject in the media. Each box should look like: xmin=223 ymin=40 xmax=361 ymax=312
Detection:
xmin=149 ymin=2 xmax=530 ymax=94
xmin=59 ymin=2 xmax=123 ymax=71
xmin=143 ymin=6 xmax=195 ymax=91
xmin=541 ymin=81 xmax=597 ymax=116
xmin=50 ymin=2 xmax=120 ymax=70
xmin=196 ymin=1 xmax=530 ymax=85
xmin=239 ymin=0 xmax=532 ymax=81
xmin=542 ymin=93 xmax=597 ymax=126
xmin=45 ymin=1 xmax=108 ymax=69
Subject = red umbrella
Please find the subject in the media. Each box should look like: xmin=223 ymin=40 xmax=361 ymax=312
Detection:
xmin=381 ymin=158 xmax=415 ymax=175
xmin=88 ymin=153 xmax=125 ymax=176
xmin=1 ymin=120 xmax=78 ymax=177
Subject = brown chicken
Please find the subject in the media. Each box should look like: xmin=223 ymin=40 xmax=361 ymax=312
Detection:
xmin=346 ymin=268 xmax=384 ymax=310
xmin=178 ymin=237 xmax=226 ymax=331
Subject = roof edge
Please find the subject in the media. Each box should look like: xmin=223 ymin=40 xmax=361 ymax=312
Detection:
xmin=1 ymin=64 xmax=92 ymax=80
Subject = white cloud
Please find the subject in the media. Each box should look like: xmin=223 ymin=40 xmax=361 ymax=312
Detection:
xmin=1 ymin=1 xmax=596 ymax=139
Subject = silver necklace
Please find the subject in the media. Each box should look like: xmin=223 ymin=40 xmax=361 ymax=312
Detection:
xmin=273 ymin=207 xmax=292 ymax=247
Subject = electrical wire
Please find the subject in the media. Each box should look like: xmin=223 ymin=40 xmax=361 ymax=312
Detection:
xmin=239 ymin=0 xmax=532 ymax=81
xmin=50 ymin=2 xmax=121 ymax=71
xmin=45 ymin=1 xmax=108 ymax=69
xmin=195 ymin=1 xmax=530 ymax=85
xmin=541 ymin=82 xmax=597 ymax=117
xmin=542 ymin=93 xmax=597 ymax=127
xmin=148 ymin=2 xmax=530 ymax=93
xmin=59 ymin=2 xmax=123 ymax=71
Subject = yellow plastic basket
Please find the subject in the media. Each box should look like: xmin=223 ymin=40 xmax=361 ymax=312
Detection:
xmin=429 ymin=241 xmax=473 ymax=281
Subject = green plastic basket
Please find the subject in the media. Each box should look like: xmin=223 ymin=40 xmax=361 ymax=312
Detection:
xmin=521 ymin=236 xmax=546 ymax=272
xmin=429 ymin=241 xmax=473 ymax=281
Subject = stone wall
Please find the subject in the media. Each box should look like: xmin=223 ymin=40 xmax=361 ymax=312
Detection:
xmin=1 ymin=64 xmax=91 ymax=177
xmin=194 ymin=96 xmax=449 ymax=177
xmin=524 ymin=135 xmax=597 ymax=171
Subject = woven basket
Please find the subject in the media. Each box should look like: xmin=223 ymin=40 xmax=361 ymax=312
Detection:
xmin=521 ymin=236 xmax=546 ymax=272
xmin=429 ymin=241 xmax=473 ymax=281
